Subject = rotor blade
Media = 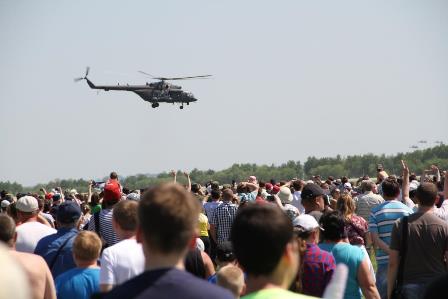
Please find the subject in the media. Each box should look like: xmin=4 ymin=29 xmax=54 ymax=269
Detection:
xmin=85 ymin=66 xmax=90 ymax=77
xmin=156 ymin=75 xmax=212 ymax=81
xmin=138 ymin=70 xmax=156 ymax=78
xmin=74 ymin=77 xmax=84 ymax=82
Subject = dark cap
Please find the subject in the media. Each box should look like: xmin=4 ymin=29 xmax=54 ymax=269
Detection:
xmin=216 ymin=241 xmax=235 ymax=262
xmin=57 ymin=201 xmax=81 ymax=224
xmin=301 ymin=183 xmax=324 ymax=200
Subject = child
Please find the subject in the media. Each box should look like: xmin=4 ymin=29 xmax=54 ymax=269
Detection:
xmin=217 ymin=265 xmax=245 ymax=299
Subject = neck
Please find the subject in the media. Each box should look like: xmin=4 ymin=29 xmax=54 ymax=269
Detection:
xmin=245 ymin=272 xmax=288 ymax=294
xmin=76 ymin=260 xmax=98 ymax=268
xmin=418 ymin=205 xmax=434 ymax=213
xmin=118 ymin=232 xmax=136 ymax=240
xmin=21 ymin=215 xmax=38 ymax=223
xmin=145 ymin=250 xmax=185 ymax=271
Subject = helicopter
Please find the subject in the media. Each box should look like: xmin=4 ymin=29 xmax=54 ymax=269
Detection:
xmin=418 ymin=140 xmax=427 ymax=144
xmin=74 ymin=67 xmax=211 ymax=109
xmin=410 ymin=145 xmax=419 ymax=149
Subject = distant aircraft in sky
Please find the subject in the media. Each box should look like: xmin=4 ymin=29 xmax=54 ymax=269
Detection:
xmin=410 ymin=145 xmax=418 ymax=149
xmin=418 ymin=140 xmax=427 ymax=144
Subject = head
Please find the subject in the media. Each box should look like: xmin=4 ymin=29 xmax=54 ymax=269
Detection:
xmin=301 ymin=183 xmax=325 ymax=213
xmin=191 ymin=183 xmax=201 ymax=194
xmin=381 ymin=177 xmax=400 ymax=200
xmin=56 ymin=201 xmax=82 ymax=228
xmin=231 ymin=204 xmax=298 ymax=288
xmin=292 ymin=180 xmax=303 ymax=192
xmin=217 ymin=265 xmax=245 ymax=299
xmin=361 ymin=180 xmax=375 ymax=193
xmin=292 ymin=214 xmax=321 ymax=244
xmin=16 ymin=196 xmax=39 ymax=222
xmin=319 ymin=211 xmax=346 ymax=242
xmin=211 ymin=189 xmax=221 ymax=201
xmin=138 ymin=183 xmax=200 ymax=258
xmin=110 ymin=172 xmax=118 ymax=180
xmin=222 ymin=189 xmax=234 ymax=202
xmin=415 ymin=182 xmax=438 ymax=207
xmin=330 ymin=188 xmax=341 ymax=200
xmin=216 ymin=241 xmax=236 ymax=267
xmin=72 ymin=231 xmax=102 ymax=267
xmin=112 ymin=200 xmax=139 ymax=239
xmin=0 ymin=214 xmax=16 ymax=247
xmin=336 ymin=193 xmax=356 ymax=220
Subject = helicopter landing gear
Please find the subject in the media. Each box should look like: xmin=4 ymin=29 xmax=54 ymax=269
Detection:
xmin=180 ymin=105 xmax=184 ymax=109
xmin=186 ymin=102 xmax=189 ymax=105
xmin=151 ymin=103 xmax=159 ymax=108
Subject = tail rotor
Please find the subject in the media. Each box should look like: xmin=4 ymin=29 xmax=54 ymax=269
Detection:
xmin=74 ymin=67 xmax=90 ymax=82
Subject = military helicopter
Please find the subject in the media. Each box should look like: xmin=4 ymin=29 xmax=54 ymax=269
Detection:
xmin=410 ymin=145 xmax=419 ymax=149
xmin=74 ymin=67 xmax=211 ymax=109
xmin=418 ymin=140 xmax=427 ymax=144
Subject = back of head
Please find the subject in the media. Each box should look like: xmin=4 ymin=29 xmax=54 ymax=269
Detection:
xmin=336 ymin=193 xmax=355 ymax=220
xmin=217 ymin=265 xmax=244 ymax=298
xmin=216 ymin=241 xmax=235 ymax=263
xmin=416 ymin=182 xmax=438 ymax=207
xmin=211 ymin=189 xmax=221 ymax=200
xmin=139 ymin=183 xmax=200 ymax=254
xmin=110 ymin=171 xmax=118 ymax=180
xmin=0 ymin=214 xmax=15 ymax=244
xmin=361 ymin=180 xmax=374 ymax=193
xmin=113 ymin=200 xmax=138 ymax=231
xmin=320 ymin=211 xmax=346 ymax=242
xmin=381 ymin=177 xmax=400 ymax=199
xmin=72 ymin=231 xmax=102 ymax=262
xmin=292 ymin=180 xmax=303 ymax=191
xmin=231 ymin=204 xmax=293 ymax=276
xmin=222 ymin=189 xmax=234 ymax=202
xmin=191 ymin=183 xmax=201 ymax=194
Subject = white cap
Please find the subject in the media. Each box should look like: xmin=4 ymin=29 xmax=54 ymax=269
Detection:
xmin=127 ymin=193 xmax=140 ymax=201
xmin=409 ymin=181 xmax=419 ymax=191
xmin=1 ymin=200 xmax=10 ymax=208
xmin=293 ymin=214 xmax=321 ymax=231
xmin=16 ymin=196 xmax=38 ymax=212
xmin=343 ymin=182 xmax=352 ymax=189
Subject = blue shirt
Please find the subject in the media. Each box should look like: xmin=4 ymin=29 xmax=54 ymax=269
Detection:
xmin=55 ymin=267 xmax=100 ymax=299
xmin=319 ymin=242 xmax=365 ymax=299
xmin=368 ymin=200 xmax=413 ymax=265
xmin=34 ymin=227 xmax=78 ymax=278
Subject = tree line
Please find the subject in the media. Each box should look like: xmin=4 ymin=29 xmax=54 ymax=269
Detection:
xmin=2 ymin=144 xmax=447 ymax=194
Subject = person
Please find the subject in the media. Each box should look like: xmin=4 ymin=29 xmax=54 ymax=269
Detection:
xmin=369 ymin=176 xmax=413 ymax=299
xmin=329 ymin=188 xmax=341 ymax=210
xmin=291 ymin=180 xmax=305 ymax=214
xmin=104 ymin=183 xmax=233 ymax=299
xmin=15 ymin=195 xmax=56 ymax=253
xmin=35 ymin=201 xmax=81 ymax=278
xmin=184 ymin=247 xmax=215 ymax=279
xmin=236 ymin=182 xmax=258 ymax=203
xmin=198 ymin=203 xmax=211 ymax=255
xmin=217 ymin=265 xmax=246 ymax=299
xmin=387 ymin=164 xmax=448 ymax=299
xmin=355 ymin=180 xmax=384 ymax=222
xmin=231 ymin=203 xmax=315 ymax=299
xmin=210 ymin=189 xmax=238 ymax=245
xmin=1 ymin=199 xmax=10 ymax=213
xmin=293 ymin=214 xmax=335 ymax=297
xmin=278 ymin=186 xmax=300 ymax=221
xmin=208 ymin=241 xmax=237 ymax=284
xmin=37 ymin=197 xmax=55 ymax=228
xmin=319 ymin=211 xmax=380 ymax=299
xmin=100 ymin=200 xmax=145 ymax=292
xmin=204 ymin=189 xmax=221 ymax=218
xmin=301 ymin=183 xmax=325 ymax=222
xmin=337 ymin=193 xmax=370 ymax=248
xmin=0 ymin=214 xmax=56 ymax=299
xmin=55 ymin=231 xmax=102 ymax=299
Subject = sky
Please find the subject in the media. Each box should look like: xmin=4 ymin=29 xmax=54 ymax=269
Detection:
xmin=1 ymin=0 xmax=447 ymax=186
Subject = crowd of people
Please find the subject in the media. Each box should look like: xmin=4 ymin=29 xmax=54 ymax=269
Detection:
xmin=0 ymin=163 xmax=447 ymax=299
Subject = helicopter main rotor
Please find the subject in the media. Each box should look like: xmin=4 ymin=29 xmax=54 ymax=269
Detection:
xmin=138 ymin=71 xmax=211 ymax=81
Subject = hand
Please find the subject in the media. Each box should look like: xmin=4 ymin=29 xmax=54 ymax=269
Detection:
xmin=184 ymin=171 xmax=189 ymax=177
xmin=170 ymin=170 xmax=176 ymax=177
xmin=431 ymin=165 xmax=439 ymax=172
xmin=401 ymin=160 xmax=409 ymax=176
xmin=89 ymin=180 xmax=93 ymax=186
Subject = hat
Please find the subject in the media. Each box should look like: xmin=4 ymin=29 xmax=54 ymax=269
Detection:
xmin=57 ymin=201 xmax=81 ymax=223
xmin=45 ymin=192 xmax=54 ymax=200
xmin=103 ymin=181 xmax=121 ymax=202
xmin=265 ymin=183 xmax=273 ymax=191
xmin=292 ymin=214 xmax=321 ymax=231
xmin=126 ymin=193 xmax=140 ymax=201
xmin=69 ymin=189 xmax=78 ymax=195
xmin=343 ymin=182 xmax=352 ymax=190
xmin=1 ymin=200 xmax=10 ymax=208
xmin=216 ymin=241 xmax=235 ymax=262
xmin=16 ymin=196 xmax=39 ymax=212
xmin=248 ymin=176 xmax=257 ymax=182
xmin=272 ymin=185 xmax=280 ymax=194
xmin=409 ymin=181 xmax=419 ymax=191
xmin=278 ymin=186 xmax=293 ymax=204
xmin=52 ymin=193 xmax=61 ymax=201
xmin=301 ymin=183 xmax=324 ymax=200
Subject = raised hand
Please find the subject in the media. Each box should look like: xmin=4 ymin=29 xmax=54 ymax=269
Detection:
xmin=401 ymin=160 xmax=409 ymax=176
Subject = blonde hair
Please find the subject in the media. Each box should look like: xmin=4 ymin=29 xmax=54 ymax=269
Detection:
xmin=217 ymin=265 xmax=244 ymax=298
xmin=336 ymin=193 xmax=356 ymax=220
xmin=72 ymin=231 xmax=102 ymax=262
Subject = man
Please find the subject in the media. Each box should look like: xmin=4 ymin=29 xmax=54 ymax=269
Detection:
xmin=210 ymin=189 xmax=238 ymax=245
xmin=104 ymin=183 xmax=232 ymax=299
xmin=293 ymin=214 xmax=335 ymax=297
xmin=204 ymin=189 xmax=221 ymax=219
xmin=100 ymin=200 xmax=145 ymax=292
xmin=301 ymin=183 xmax=325 ymax=222
xmin=356 ymin=180 xmax=384 ymax=222
xmin=15 ymin=195 xmax=56 ymax=253
xmin=292 ymin=180 xmax=305 ymax=214
xmin=369 ymin=177 xmax=413 ymax=299
xmin=0 ymin=214 xmax=56 ymax=299
xmin=231 ymin=203 xmax=314 ymax=299
xmin=387 ymin=168 xmax=448 ymax=299
xmin=55 ymin=231 xmax=102 ymax=299
xmin=35 ymin=201 xmax=81 ymax=278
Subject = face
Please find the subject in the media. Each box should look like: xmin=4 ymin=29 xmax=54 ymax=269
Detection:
xmin=315 ymin=196 xmax=325 ymax=211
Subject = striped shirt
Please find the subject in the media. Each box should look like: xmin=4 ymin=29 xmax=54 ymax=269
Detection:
xmin=87 ymin=208 xmax=120 ymax=246
xmin=355 ymin=192 xmax=384 ymax=222
xmin=369 ymin=200 xmax=413 ymax=265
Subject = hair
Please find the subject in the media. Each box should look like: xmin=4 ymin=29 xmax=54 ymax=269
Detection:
xmin=222 ymin=189 xmax=234 ymax=202
xmin=216 ymin=241 xmax=235 ymax=263
xmin=113 ymin=200 xmax=138 ymax=231
xmin=191 ymin=183 xmax=201 ymax=193
xmin=416 ymin=182 xmax=438 ymax=207
xmin=231 ymin=204 xmax=293 ymax=276
xmin=292 ymin=180 xmax=303 ymax=192
xmin=43 ymin=199 xmax=52 ymax=213
xmin=110 ymin=172 xmax=118 ymax=180
xmin=139 ymin=183 xmax=200 ymax=254
xmin=236 ymin=183 xmax=248 ymax=194
xmin=330 ymin=188 xmax=340 ymax=197
xmin=381 ymin=177 xmax=400 ymax=198
xmin=361 ymin=180 xmax=375 ymax=192
xmin=217 ymin=265 xmax=244 ymax=298
xmin=72 ymin=231 xmax=102 ymax=262
xmin=0 ymin=214 xmax=15 ymax=243
xmin=211 ymin=189 xmax=221 ymax=200
xmin=336 ymin=193 xmax=356 ymax=220
xmin=341 ymin=176 xmax=348 ymax=184
xmin=320 ymin=211 xmax=346 ymax=242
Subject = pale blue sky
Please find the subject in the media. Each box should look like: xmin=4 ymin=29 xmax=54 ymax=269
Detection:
xmin=1 ymin=0 xmax=447 ymax=186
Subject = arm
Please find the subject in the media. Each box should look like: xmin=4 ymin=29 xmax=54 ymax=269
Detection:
xmin=444 ymin=171 xmax=448 ymax=199
xmin=209 ymin=224 xmax=217 ymax=243
xmin=200 ymin=251 xmax=215 ymax=279
xmin=171 ymin=170 xmax=177 ymax=183
xmin=432 ymin=165 xmax=440 ymax=182
xmin=244 ymin=182 xmax=259 ymax=192
xmin=184 ymin=172 xmax=191 ymax=192
xmin=371 ymin=232 xmax=390 ymax=254
xmin=358 ymin=257 xmax=380 ymax=299
xmin=44 ymin=260 xmax=57 ymax=299
xmin=87 ymin=181 xmax=93 ymax=203
xmin=100 ymin=249 xmax=115 ymax=292
xmin=401 ymin=160 xmax=410 ymax=202
xmin=387 ymin=250 xmax=400 ymax=299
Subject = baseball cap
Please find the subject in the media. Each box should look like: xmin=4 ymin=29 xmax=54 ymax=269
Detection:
xmin=292 ymin=214 xmax=322 ymax=231
xmin=1 ymin=200 xmax=10 ymax=208
xmin=272 ymin=185 xmax=280 ymax=194
xmin=265 ymin=183 xmax=273 ymax=191
xmin=301 ymin=183 xmax=324 ymax=200
xmin=52 ymin=193 xmax=61 ymax=201
xmin=278 ymin=186 xmax=293 ymax=204
xmin=45 ymin=193 xmax=54 ymax=200
xmin=16 ymin=196 xmax=39 ymax=212
xmin=57 ymin=201 xmax=81 ymax=223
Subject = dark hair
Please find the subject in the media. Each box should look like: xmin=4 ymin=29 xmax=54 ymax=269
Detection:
xmin=292 ymin=180 xmax=303 ymax=192
xmin=320 ymin=211 xmax=346 ymax=242
xmin=341 ymin=177 xmax=348 ymax=184
xmin=0 ymin=214 xmax=15 ymax=243
xmin=416 ymin=182 xmax=438 ymax=207
xmin=381 ymin=177 xmax=400 ymax=198
xmin=110 ymin=172 xmax=118 ymax=180
xmin=139 ymin=183 xmax=200 ymax=254
xmin=409 ymin=174 xmax=417 ymax=182
xmin=231 ymin=204 xmax=293 ymax=276
xmin=113 ymin=200 xmax=139 ymax=231
xmin=211 ymin=189 xmax=221 ymax=200
xmin=43 ymin=199 xmax=52 ymax=213
xmin=216 ymin=241 xmax=235 ymax=262
xmin=191 ymin=183 xmax=201 ymax=193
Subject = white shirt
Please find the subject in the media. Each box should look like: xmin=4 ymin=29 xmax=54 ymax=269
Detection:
xmin=291 ymin=191 xmax=305 ymax=214
xmin=100 ymin=238 xmax=145 ymax=286
xmin=15 ymin=222 xmax=56 ymax=253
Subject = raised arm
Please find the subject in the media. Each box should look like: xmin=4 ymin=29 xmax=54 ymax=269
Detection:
xmin=184 ymin=172 xmax=191 ymax=192
xmin=401 ymin=160 xmax=410 ymax=201
xmin=444 ymin=170 xmax=448 ymax=200
xmin=87 ymin=181 xmax=93 ymax=203
xmin=170 ymin=170 xmax=177 ymax=183
xmin=245 ymin=182 xmax=259 ymax=192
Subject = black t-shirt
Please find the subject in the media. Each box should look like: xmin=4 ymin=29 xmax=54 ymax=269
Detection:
xmin=103 ymin=268 xmax=233 ymax=299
